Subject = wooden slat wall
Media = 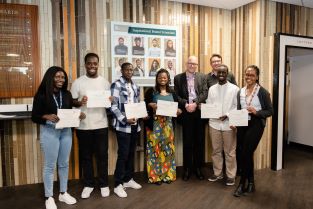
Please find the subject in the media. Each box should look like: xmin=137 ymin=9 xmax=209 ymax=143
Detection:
xmin=2 ymin=0 xmax=313 ymax=186
xmin=231 ymin=0 xmax=277 ymax=169
xmin=0 ymin=0 xmax=53 ymax=186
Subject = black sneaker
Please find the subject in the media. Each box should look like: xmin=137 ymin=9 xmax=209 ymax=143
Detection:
xmin=226 ymin=178 xmax=235 ymax=186
xmin=208 ymin=174 xmax=223 ymax=182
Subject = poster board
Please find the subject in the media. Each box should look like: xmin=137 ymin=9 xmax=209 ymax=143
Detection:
xmin=111 ymin=21 xmax=180 ymax=86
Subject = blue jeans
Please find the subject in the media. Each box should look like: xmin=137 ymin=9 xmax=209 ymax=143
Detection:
xmin=40 ymin=124 xmax=72 ymax=197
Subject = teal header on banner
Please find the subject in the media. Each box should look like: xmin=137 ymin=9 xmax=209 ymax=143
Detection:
xmin=128 ymin=27 xmax=176 ymax=36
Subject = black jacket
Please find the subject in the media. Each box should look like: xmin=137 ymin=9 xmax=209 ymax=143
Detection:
xmin=174 ymin=72 xmax=208 ymax=110
xmin=237 ymin=86 xmax=273 ymax=127
xmin=31 ymin=90 xmax=73 ymax=125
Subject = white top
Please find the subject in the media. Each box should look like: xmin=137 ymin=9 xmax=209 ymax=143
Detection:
xmin=126 ymin=82 xmax=135 ymax=103
xmin=207 ymin=82 xmax=239 ymax=131
xmin=148 ymin=47 xmax=161 ymax=57
xmin=239 ymin=86 xmax=262 ymax=120
xmin=71 ymin=75 xmax=111 ymax=130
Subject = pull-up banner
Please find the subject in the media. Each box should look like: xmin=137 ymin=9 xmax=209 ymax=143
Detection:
xmin=111 ymin=21 xmax=179 ymax=86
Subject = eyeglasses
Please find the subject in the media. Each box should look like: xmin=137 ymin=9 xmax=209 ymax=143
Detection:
xmin=211 ymin=60 xmax=221 ymax=64
xmin=188 ymin=63 xmax=198 ymax=66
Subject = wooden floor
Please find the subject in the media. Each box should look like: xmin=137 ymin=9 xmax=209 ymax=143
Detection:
xmin=0 ymin=145 xmax=312 ymax=209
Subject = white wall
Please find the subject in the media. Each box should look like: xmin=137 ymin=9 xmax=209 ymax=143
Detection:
xmin=288 ymin=54 xmax=313 ymax=146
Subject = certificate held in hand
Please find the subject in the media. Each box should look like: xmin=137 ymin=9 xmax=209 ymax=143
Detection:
xmin=229 ymin=109 xmax=248 ymax=126
xmin=86 ymin=90 xmax=111 ymax=108
xmin=124 ymin=102 xmax=148 ymax=119
xmin=201 ymin=103 xmax=222 ymax=119
xmin=55 ymin=109 xmax=81 ymax=129
xmin=156 ymin=100 xmax=178 ymax=117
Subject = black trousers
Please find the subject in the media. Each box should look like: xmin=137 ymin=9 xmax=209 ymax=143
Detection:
xmin=114 ymin=126 xmax=139 ymax=187
xmin=76 ymin=128 xmax=108 ymax=188
xmin=237 ymin=116 xmax=264 ymax=184
xmin=181 ymin=109 xmax=205 ymax=170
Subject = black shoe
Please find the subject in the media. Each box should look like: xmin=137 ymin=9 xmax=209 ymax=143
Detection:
xmin=246 ymin=182 xmax=255 ymax=193
xmin=233 ymin=184 xmax=245 ymax=197
xmin=208 ymin=174 xmax=223 ymax=182
xmin=195 ymin=168 xmax=204 ymax=180
xmin=154 ymin=181 xmax=162 ymax=185
xmin=226 ymin=178 xmax=235 ymax=186
xmin=183 ymin=169 xmax=191 ymax=181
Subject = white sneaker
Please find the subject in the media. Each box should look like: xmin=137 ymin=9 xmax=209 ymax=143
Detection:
xmin=100 ymin=187 xmax=110 ymax=197
xmin=114 ymin=184 xmax=127 ymax=198
xmin=59 ymin=192 xmax=77 ymax=205
xmin=123 ymin=179 xmax=142 ymax=189
xmin=81 ymin=187 xmax=94 ymax=199
xmin=45 ymin=197 xmax=57 ymax=209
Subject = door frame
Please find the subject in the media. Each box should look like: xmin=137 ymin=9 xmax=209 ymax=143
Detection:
xmin=272 ymin=33 xmax=313 ymax=170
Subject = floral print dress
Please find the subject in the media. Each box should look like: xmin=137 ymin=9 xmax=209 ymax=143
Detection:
xmin=146 ymin=93 xmax=176 ymax=183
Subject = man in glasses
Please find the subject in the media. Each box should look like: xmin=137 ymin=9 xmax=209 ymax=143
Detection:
xmin=174 ymin=56 xmax=208 ymax=181
xmin=207 ymin=54 xmax=237 ymax=89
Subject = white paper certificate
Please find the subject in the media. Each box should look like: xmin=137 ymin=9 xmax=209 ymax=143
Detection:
xmin=86 ymin=90 xmax=111 ymax=108
xmin=229 ymin=109 xmax=249 ymax=126
xmin=156 ymin=100 xmax=178 ymax=117
xmin=55 ymin=109 xmax=81 ymax=129
xmin=124 ymin=102 xmax=148 ymax=119
xmin=201 ymin=103 xmax=222 ymax=119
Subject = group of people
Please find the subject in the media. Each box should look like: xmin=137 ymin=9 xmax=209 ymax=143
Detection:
xmin=32 ymin=52 xmax=273 ymax=209
xmin=32 ymin=53 xmax=143 ymax=209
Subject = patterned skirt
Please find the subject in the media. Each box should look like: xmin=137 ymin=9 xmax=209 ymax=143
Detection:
xmin=146 ymin=115 xmax=176 ymax=183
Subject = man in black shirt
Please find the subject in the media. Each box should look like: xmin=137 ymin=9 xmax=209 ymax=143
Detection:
xmin=133 ymin=59 xmax=144 ymax=77
xmin=114 ymin=37 xmax=128 ymax=55
xmin=207 ymin=54 xmax=237 ymax=88
xmin=132 ymin=37 xmax=144 ymax=55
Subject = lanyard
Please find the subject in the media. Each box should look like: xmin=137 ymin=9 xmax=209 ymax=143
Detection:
xmin=245 ymin=84 xmax=259 ymax=106
xmin=53 ymin=91 xmax=62 ymax=109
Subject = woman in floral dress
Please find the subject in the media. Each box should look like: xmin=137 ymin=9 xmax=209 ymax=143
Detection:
xmin=145 ymin=68 xmax=182 ymax=185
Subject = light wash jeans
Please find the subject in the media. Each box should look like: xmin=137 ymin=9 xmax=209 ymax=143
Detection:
xmin=40 ymin=123 xmax=72 ymax=197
